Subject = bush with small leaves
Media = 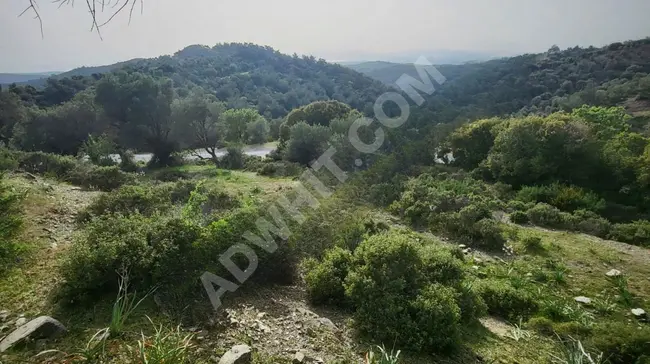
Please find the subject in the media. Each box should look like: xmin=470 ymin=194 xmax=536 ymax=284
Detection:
xmin=590 ymin=322 xmax=650 ymax=364
xmin=67 ymin=165 xmax=137 ymax=191
xmin=476 ymin=279 xmax=538 ymax=320
xmin=408 ymin=284 xmax=462 ymax=352
xmin=522 ymin=236 xmax=544 ymax=252
xmin=609 ymin=220 xmax=650 ymax=247
xmin=18 ymin=151 xmax=78 ymax=178
xmin=304 ymin=247 xmax=353 ymax=307
xmin=78 ymin=184 xmax=171 ymax=222
xmin=526 ymin=203 xmax=567 ymax=228
xmin=510 ymin=210 xmax=530 ymax=224
xmin=0 ymin=174 xmax=23 ymax=272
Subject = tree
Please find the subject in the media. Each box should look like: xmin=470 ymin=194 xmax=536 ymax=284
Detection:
xmin=284 ymin=100 xmax=353 ymax=129
xmin=171 ymin=91 xmax=226 ymax=163
xmin=285 ymin=122 xmax=330 ymax=165
xmin=445 ymin=118 xmax=503 ymax=169
xmin=95 ymin=71 xmax=176 ymax=166
xmin=485 ymin=113 xmax=600 ymax=186
xmin=221 ymin=109 xmax=265 ymax=144
xmin=245 ymin=118 xmax=270 ymax=144
xmin=0 ymin=90 xmax=27 ymax=144
xmin=12 ymin=90 xmax=106 ymax=155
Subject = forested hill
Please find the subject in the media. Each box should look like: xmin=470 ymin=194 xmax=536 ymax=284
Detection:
xmin=351 ymin=38 xmax=650 ymax=129
xmin=6 ymin=43 xmax=389 ymax=119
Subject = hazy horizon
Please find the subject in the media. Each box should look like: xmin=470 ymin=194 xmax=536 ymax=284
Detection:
xmin=2 ymin=0 xmax=650 ymax=73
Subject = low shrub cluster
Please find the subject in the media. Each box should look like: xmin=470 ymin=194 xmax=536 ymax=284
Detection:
xmin=519 ymin=202 xmax=650 ymax=246
xmin=0 ymin=174 xmax=23 ymax=272
xmin=516 ymin=184 xmax=605 ymax=212
xmin=390 ymin=173 xmax=507 ymax=250
xmin=0 ymin=149 xmax=136 ymax=191
xmin=474 ymin=279 xmax=538 ymax=320
xmin=78 ymin=184 xmax=174 ymax=222
xmin=62 ymin=201 xmax=295 ymax=304
xmin=304 ymin=230 xmax=486 ymax=353
xmin=256 ymin=160 xmax=302 ymax=177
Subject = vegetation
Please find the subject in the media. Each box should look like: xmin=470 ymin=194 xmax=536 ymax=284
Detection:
xmin=2 ymin=37 xmax=650 ymax=364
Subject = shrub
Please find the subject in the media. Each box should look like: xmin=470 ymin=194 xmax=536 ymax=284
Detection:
xmin=61 ymin=214 xmax=202 ymax=303
xmin=304 ymin=247 xmax=353 ymax=306
xmin=342 ymin=232 xmax=477 ymax=353
xmin=456 ymin=283 xmax=488 ymax=323
xmin=0 ymin=149 xmax=19 ymax=171
xmin=470 ymin=218 xmax=506 ymax=250
xmin=510 ymin=210 xmax=529 ymax=224
xmin=526 ymin=203 xmax=567 ymax=228
xmin=257 ymin=161 xmax=302 ymax=177
xmin=516 ymin=184 xmax=605 ymax=212
xmin=181 ymin=183 xmax=240 ymax=224
xmin=571 ymin=209 xmax=612 ymax=238
xmin=78 ymin=185 xmax=172 ymax=221
xmin=119 ymin=151 xmax=139 ymax=173
xmin=409 ymin=284 xmax=462 ymax=352
xmin=609 ymin=220 xmax=650 ymax=247
xmin=507 ymin=200 xmax=533 ymax=212
xmin=18 ymin=151 xmax=77 ymax=178
xmin=476 ymin=279 xmax=538 ymax=320
xmin=219 ymin=146 xmax=245 ymax=170
xmin=79 ymin=134 xmax=116 ymax=167
xmin=68 ymin=165 xmax=137 ymax=191
xmin=285 ymin=122 xmax=331 ymax=165
xmin=152 ymin=169 xmax=190 ymax=182
xmin=0 ymin=174 xmax=23 ymax=271
xmin=522 ymin=236 xmax=544 ymax=252
xmin=590 ymin=323 xmax=650 ymax=364
xmin=168 ymin=180 xmax=198 ymax=204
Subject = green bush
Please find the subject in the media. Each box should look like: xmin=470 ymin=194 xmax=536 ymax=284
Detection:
xmin=18 ymin=151 xmax=78 ymax=178
xmin=516 ymin=184 xmax=605 ymax=212
xmin=522 ymin=236 xmax=544 ymax=252
xmin=219 ymin=146 xmax=245 ymax=170
xmin=152 ymin=168 xmax=191 ymax=182
xmin=0 ymin=174 xmax=23 ymax=272
xmin=456 ymin=283 xmax=488 ymax=323
xmin=61 ymin=214 xmax=203 ymax=303
xmin=476 ymin=279 xmax=538 ymax=320
xmin=571 ymin=209 xmax=612 ymax=238
xmin=257 ymin=161 xmax=302 ymax=177
xmin=470 ymin=218 xmax=506 ymax=250
xmin=507 ymin=200 xmax=534 ymax=212
xmin=168 ymin=180 xmax=198 ymax=204
xmin=590 ymin=323 xmax=650 ymax=364
xmin=181 ymin=183 xmax=240 ymax=224
xmin=609 ymin=220 xmax=650 ymax=247
xmin=0 ymin=149 xmax=19 ymax=171
xmin=510 ymin=210 xmax=529 ymax=224
xmin=68 ymin=165 xmax=137 ymax=191
xmin=78 ymin=184 xmax=172 ymax=221
xmin=341 ymin=232 xmax=476 ymax=353
xmin=408 ymin=284 xmax=462 ymax=352
xmin=526 ymin=203 xmax=567 ymax=228
xmin=304 ymin=247 xmax=353 ymax=306
xmin=119 ymin=150 xmax=139 ymax=173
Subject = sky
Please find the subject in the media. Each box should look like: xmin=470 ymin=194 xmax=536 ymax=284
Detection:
xmin=1 ymin=0 xmax=650 ymax=73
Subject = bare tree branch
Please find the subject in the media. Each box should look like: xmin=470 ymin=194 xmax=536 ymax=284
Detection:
xmin=19 ymin=0 xmax=43 ymax=38
xmin=21 ymin=0 xmax=143 ymax=38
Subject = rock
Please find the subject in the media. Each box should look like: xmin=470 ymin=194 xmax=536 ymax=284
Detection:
xmin=574 ymin=296 xmax=592 ymax=304
xmin=474 ymin=257 xmax=483 ymax=265
xmin=14 ymin=318 xmax=27 ymax=327
xmin=606 ymin=269 xmax=622 ymax=277
xmin=0 ymin=310 xmax=8 ymax=322
xmin=24 ymin=173 xmax=38 ymax=180
xmin=219 ymin=344 xmax=252 ymax=364
xmin=317 ymin=317 xmax=336 ymax=331
xmin=458 ymin=244 xmax=467 ymax=249
xmin=631 ymin=308 xmax=646 ymax=317
xmin=462 ymin=248 xmax=472 ymax=254
xmin=0 ymin=316 xmax=67 ymax=353
xmin=293 ymin=351 xmax=305 ymax=363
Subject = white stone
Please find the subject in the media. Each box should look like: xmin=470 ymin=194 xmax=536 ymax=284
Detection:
xmin=631 ymin=308 xmax=646 ymax=317
xmin=606 ymin=269 xmax=622 ymax=277
xmin=0 ymin=316 xmax=66 ymax=353
xmin=219 ymin=344 xmax=252 ymax=364
xmin=574 ymin=296 xmax=592 ymax=304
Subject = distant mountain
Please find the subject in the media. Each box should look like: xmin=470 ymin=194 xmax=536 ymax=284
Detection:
xmin=0 ymin=72 xmax=60 ymax=85
xmin=2 ymin=59 xmax=142 ymax=88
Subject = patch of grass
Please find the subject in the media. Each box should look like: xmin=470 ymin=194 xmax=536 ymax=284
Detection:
xmin=137 ymin=316 xmax=195 ymax=364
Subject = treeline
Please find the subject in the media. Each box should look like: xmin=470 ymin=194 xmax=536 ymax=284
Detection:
xmin=406 ymin=38 xmax=650 ymax=131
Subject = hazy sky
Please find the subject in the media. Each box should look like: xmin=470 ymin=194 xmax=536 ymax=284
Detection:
xmin=2 ymin=0 xmax=650 ymax=73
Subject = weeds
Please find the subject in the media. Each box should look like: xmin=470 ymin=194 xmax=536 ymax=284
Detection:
xmin=365 ymin=345 xmax=401 ymax=364
xmin=507 ymin=319 xmax=533 ymax=342
xmin=610 ymin=275 xmax=634 ymax=307
xmin=137 ymin=316 xmax=195 ymax=364
xmin=550 ymin=336 xmax=605 ymax=364
xmin=35 ymin=328 xmax=109 ymax=362
xmin=110 ymin=269 xmax=156 ymax=338
xmin=592 ymin=296 xmax=617 ymax=316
